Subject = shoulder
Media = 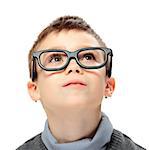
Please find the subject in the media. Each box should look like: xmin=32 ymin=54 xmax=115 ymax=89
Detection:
xmin=16 ymin=133 xmax=47 ymax=150
xmin=106 ymin=129 xmax=146 ymax=150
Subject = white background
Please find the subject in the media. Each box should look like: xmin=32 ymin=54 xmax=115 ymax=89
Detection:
xmin=0 ymin=0 xmax=149 ymax=149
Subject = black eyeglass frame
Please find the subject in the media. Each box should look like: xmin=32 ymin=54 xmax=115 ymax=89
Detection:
xmin=31 ymin=47 xmax=113 ymax=81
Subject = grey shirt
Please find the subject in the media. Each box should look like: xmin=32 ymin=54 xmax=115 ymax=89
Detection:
xmin=41 ymin=112 xmax=113 ymax=150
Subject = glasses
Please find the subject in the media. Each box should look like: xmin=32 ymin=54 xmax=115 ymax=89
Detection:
xmin=31 ymin=47 xmax=113 ymax=81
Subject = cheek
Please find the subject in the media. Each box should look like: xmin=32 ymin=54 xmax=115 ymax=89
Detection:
xmin=37 ymin=70 xmax=60 ymax=94
xmin=87 ymin=69 xmax=106 ymax=102
xmin=37 ymin=78 xmax=60 ymax=106
xmin=92 ymin=78 xmax=105 ymax=99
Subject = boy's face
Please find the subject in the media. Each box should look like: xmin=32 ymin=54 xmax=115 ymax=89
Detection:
xmin=28 ymin=30 xmax=115 ymax=113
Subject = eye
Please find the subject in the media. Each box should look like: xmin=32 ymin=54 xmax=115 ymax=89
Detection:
xmin=47 ymin=54 xmax=64 ymax=63
xmin=50 ymin=54 xmax=62 ymax=62
xmin=83 ymin=53 xmax=95 ymax=60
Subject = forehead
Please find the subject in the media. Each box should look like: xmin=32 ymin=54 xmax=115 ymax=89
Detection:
xmin=36 ymin=30 xmax=100 ymax=51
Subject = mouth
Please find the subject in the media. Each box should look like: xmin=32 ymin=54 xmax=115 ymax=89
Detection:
xmin=63 ymin=83 xmax=87 ymax=89
xmin=62 ymin=80 xmax=87 ymax=88
xmin=65 ymin=83 xmax=86 ymax=86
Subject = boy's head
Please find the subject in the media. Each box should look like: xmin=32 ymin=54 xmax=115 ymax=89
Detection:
xmin=27 ymin=16 xmax=115 ymax=114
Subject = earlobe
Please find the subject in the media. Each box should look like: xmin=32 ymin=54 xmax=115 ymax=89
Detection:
xmin=27 ymin=81 xmax=40 ymax=102
xmin=104 ymin=77 xmax=115 ymax=97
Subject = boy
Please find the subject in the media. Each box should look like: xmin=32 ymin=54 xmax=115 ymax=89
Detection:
xmin=17 ymin=16 xmax=145 ymax=150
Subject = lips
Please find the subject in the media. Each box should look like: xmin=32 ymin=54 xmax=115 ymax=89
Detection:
xmin=62 ymin=80 xmax=87 ymax=87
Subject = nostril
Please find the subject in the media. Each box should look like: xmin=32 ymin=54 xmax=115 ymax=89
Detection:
xmin=68 ymin=70 xmax=72 ymax=74
xmin=68 ymin=69 xmax=80 ymax=74
xmin=76 ymin=70 xmax=80 ymax=73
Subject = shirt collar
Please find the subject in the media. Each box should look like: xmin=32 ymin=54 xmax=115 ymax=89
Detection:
xmin=41 ymin=112 xmax=113 ymax=150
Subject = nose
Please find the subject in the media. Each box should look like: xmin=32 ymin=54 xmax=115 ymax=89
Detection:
xmin=64 ymin=59 xmax=84 ymax=75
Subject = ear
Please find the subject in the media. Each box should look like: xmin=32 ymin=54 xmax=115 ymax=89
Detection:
xmin=27 ymin=80 xmax=40 ymax=102
xmin=104 ymin=77 xmax=115 ymax=97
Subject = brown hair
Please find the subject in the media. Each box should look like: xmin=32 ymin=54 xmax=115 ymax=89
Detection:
xmin=28 ymin=15 xmax=107 ymax=79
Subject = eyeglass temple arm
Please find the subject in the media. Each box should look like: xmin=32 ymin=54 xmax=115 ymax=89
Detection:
xmin=107 ymin=52 xmax=113 ymax=77
xmin=31 ymin=58 xmax=37 ymax=82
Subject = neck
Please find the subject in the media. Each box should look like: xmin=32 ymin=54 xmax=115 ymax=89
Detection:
xmin=47 ymin=107 xmax=101 ymax=143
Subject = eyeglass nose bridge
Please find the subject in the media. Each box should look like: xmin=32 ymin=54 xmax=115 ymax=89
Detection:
xmin=67 ymin=50 xmax=78 ymax=58
xmin=65 ymin=50 xmax=81 ymax=68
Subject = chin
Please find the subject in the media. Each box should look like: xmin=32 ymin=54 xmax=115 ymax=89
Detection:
xmin=63 ymin=97 xmax=92 ymax=108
